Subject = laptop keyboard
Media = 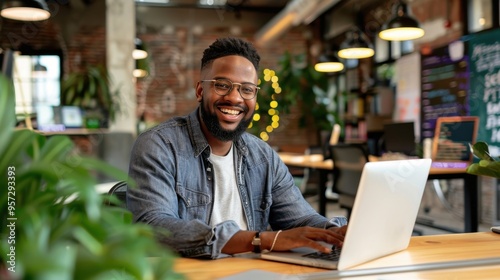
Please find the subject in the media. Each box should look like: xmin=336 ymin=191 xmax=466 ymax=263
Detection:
xmin=302 ymin=247 xmax=342 ymax=261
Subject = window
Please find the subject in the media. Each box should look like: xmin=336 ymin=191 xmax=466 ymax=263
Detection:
xmin=468 ymin=0 xmax=494 ymax=32
xmin=12 ymin=54 xmax=61 ymax=116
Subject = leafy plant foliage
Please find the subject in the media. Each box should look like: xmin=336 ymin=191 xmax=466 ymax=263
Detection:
xmin=0 ymin=74 xmax=182 ymax=279
xmin=467 ymin=142 xmax=500 ymax=178
xmin=61 ymin=65 xmax=121 ymax=122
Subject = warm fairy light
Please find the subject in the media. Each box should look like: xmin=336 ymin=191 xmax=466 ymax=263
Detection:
xmin=250 ymin=68 xmax=281 ymax=141
xmin=260 ymin=132 xmax=269 ymax=141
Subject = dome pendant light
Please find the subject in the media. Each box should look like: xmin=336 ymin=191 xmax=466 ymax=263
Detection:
xmin=1 ymin=0 xmax=51 ymax=21
xmin=314 ymin=52 xmax=344 ymax=73
xmin=338 ymin=28 xmax=374 ymax=59
xmin=132 ymin=38 xmax=148 ymax=60
xmin=33 ymin=57 xmax=47 ymax=73
xmin=379 ymin=0 xmax=424 ymax=41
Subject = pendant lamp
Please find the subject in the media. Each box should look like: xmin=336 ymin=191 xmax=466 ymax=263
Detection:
xmin=133 ymin=56 xmax=149 ymax=78
xmin=132 ymin=38 xmax=148 ymax=60
xmin=133 ymin=67 xmax=148 ymax=78
xmin=33 ymin=61 xmax=47 ymax=73
xmin=1 ymin=0 xmax=50 ymax=21
xmin=314 ymin=52 xmax=344 ymax=73
xmin=379 ymin=0 xmax=424 ymax=41
xmin=338 ymin=28 xmax=374 ymax=59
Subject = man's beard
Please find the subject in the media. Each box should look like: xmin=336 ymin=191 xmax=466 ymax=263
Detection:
xmin=199 ymin=99 xmax=253 ymax=142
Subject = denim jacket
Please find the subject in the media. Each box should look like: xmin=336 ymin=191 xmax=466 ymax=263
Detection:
xmin=127 ymin=109 xmax=347 ymax=259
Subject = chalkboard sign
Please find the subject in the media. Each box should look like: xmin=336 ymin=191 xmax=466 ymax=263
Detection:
xmin=420 ymin=43 xmax=469 ymax=140
xmin=468 ymin=28 xmax=500 ymax=156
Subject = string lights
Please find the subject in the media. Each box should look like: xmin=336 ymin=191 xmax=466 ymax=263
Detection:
xmin=249 ymin=68 xmax=282 ymax=141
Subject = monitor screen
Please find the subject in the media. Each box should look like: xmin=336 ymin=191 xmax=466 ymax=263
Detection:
xmin=61 ymin=106 xmax=83 ymax=128
xmin=383 ymin=122 xmax=416 ymax=156
xmin=432 ymin=116 xmax=479 ymax=162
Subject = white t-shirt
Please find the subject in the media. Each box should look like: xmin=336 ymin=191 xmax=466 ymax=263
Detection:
xmin=209 ymin=145 xmax=248 ymax=230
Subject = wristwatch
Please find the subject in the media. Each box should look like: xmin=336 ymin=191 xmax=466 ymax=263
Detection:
xmin=251 ymin=232 xmax=262 ymax=253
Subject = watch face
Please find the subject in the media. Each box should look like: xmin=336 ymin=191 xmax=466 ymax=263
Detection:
xmin=252 ymin=238 xmax=261 ymax=245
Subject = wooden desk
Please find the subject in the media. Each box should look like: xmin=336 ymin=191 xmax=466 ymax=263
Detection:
xmin=174 ymin=232 xmax=500 ymax=279
xmin=39 ymin=128 xmax=109 ymax=136
xmin=278 ymin=153 xmax=479 ymax=232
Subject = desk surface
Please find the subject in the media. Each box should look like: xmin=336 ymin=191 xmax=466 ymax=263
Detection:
xmin=174 ymin=232 xmax=500 ymax=279
xmin=40 ymin=128 xmax=109 ymax=135
xmin=278 ymin=152 xmax=470 ymax=175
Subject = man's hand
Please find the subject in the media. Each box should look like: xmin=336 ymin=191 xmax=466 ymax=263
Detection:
xmin=223 ymin=226 xmax=348 ymax=255
xmin=327 ymin=224 xmax=348 ymax=237
xmin=267 ymin=226 xmax=346 ymax=254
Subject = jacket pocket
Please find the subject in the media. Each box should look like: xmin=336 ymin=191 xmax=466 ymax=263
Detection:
xmin=176 ymin=185 xmax=211 ymax=207
xmin=253 ymin=194 xmax=272 ymax=212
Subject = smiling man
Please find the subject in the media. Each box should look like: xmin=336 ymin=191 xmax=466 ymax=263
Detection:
xmin=127 ymin=37 xmax=347 ymax=259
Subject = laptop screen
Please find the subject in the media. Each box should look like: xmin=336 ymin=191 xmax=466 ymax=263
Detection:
xmin=431 ymin=116 xmax=479 ymax=167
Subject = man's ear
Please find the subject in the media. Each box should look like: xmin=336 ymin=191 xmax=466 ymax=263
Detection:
xmin=195 ymin=82 xmax=203 ymax=102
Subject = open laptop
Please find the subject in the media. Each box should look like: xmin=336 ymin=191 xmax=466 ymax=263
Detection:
xmin=431 ymin=116 xmax=479 ymax=168
xmin=261 ymin=158 xmax=432 ymax=270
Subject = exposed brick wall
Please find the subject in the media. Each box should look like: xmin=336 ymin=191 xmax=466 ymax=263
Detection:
xmin=65 ymin=26 xmax=106 ymax=73
xmin=0 ymin=2 xmax=106 ymax=75
xmin=0 ymin=19 xmax=58 ymax=51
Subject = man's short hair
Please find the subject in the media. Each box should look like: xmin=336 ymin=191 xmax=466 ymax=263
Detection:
xmin=201 ymin=37 xmax=260 ymax=72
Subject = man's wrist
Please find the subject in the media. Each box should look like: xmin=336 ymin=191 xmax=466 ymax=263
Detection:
xmin=251 ymin=231 xmax=262 ymax=253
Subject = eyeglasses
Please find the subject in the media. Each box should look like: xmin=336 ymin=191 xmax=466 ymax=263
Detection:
xmin=200 ymin=79 xmax=259 ymax=100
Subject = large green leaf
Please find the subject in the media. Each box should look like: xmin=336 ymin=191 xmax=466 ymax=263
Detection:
xmin=0 ymin=74 xmax=15 ymax=157
xmin=469 ymin=142 xmax=495 ymax=161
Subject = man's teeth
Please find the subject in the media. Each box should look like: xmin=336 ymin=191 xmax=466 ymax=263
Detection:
xmin=220 ymin=108 xmax=240 ymax=115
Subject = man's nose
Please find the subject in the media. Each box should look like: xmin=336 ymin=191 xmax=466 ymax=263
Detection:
xmin=226 ymin=84 xmax=243 ymax=100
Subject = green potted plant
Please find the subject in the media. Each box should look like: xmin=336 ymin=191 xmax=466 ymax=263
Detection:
xmin=467 ymin=142 xmax=500 ymax=178
xmin=61 ymin=65 xmax=121 ymax=128
xmin=0 ymin=74 xmax=182 ymax=279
